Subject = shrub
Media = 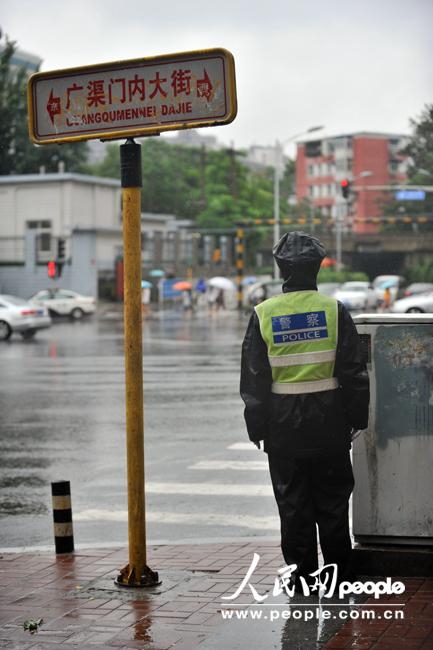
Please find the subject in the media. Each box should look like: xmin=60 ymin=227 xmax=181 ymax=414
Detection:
xmin=405 ymin=257 xmax=433 ymax=283
xmin=317 ymin=268 xmax=369 ymax=283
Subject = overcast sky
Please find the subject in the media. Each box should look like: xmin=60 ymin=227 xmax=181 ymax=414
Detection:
xmin=2 ymin=0 xmax=432 ymax=153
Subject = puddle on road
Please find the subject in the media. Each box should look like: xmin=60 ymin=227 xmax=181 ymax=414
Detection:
xmin=0 ymin=497 xmax=48 ymax=516
xmin=0 ymin=475 xmax=45 ymax=488
xmin=0 ymin=456 xmax=51 ymax=469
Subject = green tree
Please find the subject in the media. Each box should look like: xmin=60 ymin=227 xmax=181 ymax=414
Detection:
xmin=0 ymin=35 xmax=88 ymax=175
xmin=406 ymin=104 xmax=433 ymax=183
xmin=85 ymin=137 xmax=303 ymax=259
xmin=379 ymin=104 xmax=433 ymax=230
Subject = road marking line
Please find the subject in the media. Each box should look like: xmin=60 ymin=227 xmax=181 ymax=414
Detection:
xmin=188 ymin=461 xmax=268 ymax=471
xmin=146 ymin=482 xmax=273 ymax=496
xmin=227 ymin=442 xmax=258 ymax=450
xmin=74 ymin=509 xmax=279 ymax=530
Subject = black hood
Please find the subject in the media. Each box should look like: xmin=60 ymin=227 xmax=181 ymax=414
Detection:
xmin=273 ymin=231 xmax=326 ymax=288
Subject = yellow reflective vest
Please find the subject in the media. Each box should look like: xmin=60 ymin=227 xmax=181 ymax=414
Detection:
xmin=254 ymin=290 xmax=339 ymax=394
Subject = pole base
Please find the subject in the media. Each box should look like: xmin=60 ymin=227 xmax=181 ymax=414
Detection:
xmin=115 ymin=563 xmax=161 ymax=588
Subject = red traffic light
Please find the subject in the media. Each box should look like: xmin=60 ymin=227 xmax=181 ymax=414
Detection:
xmin=47 ymin=261 xmax=57 ymax=278
xmin=340 ymin=179 xmax=351 ymax=198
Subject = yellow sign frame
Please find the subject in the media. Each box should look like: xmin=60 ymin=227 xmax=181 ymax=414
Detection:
xmin=27 ymin=47 xmax=237 ymax=145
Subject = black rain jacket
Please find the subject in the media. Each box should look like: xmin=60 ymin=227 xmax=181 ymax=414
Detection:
xmin=240 ymin=232 xmax=370 ymax=458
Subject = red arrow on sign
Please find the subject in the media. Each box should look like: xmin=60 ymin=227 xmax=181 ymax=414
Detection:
xmin=46 ymin=89 xmax=61 ymax=124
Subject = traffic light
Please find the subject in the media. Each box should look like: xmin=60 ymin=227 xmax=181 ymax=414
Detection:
xmin=56 ymin=238 xmax=66 ymax=277
xmin=57 ymin=237 xmax=66 ymax=261
xmin=47 ymin=261 xmax=57 ymax=278
xmin=340 ymin=179 xmax=351 ymax=199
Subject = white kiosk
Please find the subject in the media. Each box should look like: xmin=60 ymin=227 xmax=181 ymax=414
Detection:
xmin=353 ymin=314 xmax=433 ymax=547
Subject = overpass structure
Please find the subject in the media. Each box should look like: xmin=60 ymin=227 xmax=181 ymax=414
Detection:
xmin=190 ymin=222 xmax=433 ymax=280
xmin=317 ymin=231 xmax=433 ymax=278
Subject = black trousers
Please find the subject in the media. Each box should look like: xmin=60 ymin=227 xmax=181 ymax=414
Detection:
xmin=268 ymin=450 xmax=354 ymax=583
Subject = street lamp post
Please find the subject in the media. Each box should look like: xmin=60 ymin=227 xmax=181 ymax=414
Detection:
xmin=273 ymin=126 xmax=324 ymax=279
xmin=273 ymin=139 xmax=282 ymax=279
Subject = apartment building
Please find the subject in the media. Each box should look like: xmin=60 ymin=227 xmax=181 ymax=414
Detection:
xmin=296 ymin=132 xmax=409 ymax=233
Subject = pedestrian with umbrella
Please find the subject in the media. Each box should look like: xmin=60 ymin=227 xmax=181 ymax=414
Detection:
xmin=141 ymin=280 xmax=152 ymax=318
xmin=172 ymin=281 xmax=194 ymax=313
xmin=207 ymin=276 xmax=235 ymax=314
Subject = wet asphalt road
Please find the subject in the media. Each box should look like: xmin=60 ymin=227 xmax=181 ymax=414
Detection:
xmin=0 ymin=306 xmax=280 ymax=550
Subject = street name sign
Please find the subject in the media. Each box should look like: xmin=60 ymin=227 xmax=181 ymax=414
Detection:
xmin=395 ymin=190 xmax=426 ymax=201
xmin=28 ymin=48 xmax=237 ymax=144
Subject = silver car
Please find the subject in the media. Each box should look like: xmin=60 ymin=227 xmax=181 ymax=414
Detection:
xmin=334 ymin=282 xmax=379 ymax=311
xmin=0 ymin=294 xmax=51 ymax=341
xmin=391 ymin=292 xmax=433 ymax=314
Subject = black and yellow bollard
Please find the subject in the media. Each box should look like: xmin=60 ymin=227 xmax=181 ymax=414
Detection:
xmin=51 ymin=481 xmax=74 ymax=554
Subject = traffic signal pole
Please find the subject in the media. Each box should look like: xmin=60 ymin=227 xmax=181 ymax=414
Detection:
xmin=116 ymin=139 xmax=159 ymax=588
xmin=236 ymin=226 xmax=244 ymax=310
xmin=337 ymin=179 xmax=351 ymax=271
xmin=336 ymin=203 xmax=344 ymax=271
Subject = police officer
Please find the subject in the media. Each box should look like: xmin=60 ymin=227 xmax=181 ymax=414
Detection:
xmin=240 ymin=231 xmax=369 ymax=588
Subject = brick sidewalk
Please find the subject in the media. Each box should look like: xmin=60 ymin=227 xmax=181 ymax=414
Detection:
xmin=322 ymin=578 xmax=433 ymax=650
xmin=0 ymin=542 xmax=432 ymax=649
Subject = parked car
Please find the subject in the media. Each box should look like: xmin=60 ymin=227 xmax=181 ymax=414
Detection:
xmin=390 ymin=292 xmax=433 ymax=313
xmin=0 ymin=294 xmax=51 ymax=341
xmin=29 ymin=289 xmax=96 ymax=320
xmin=318 ymin=282 xmax=341 ymax=297
xmin=403 ymin=283 xmax=433 ymax=297
xmin=372 ymin=275 xmax=406 ymax=302
xmin=334 ymin=281 xmax=379 ymax=311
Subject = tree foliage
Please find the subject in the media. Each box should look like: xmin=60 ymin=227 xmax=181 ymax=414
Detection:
xmin=86 ymin=137 xmax=301 ymax=234
xmin=406 ymin=104 xmax=433 ymax=182
xmin=379 ymin=103 xmax=433 ymax=228
xmin=317 ymin=268 xmax=368 ymax=283
xmin=0 ymin=36 xmax=88 ymax=175
xmin=402 ymin=104 xmax=433 ymax=218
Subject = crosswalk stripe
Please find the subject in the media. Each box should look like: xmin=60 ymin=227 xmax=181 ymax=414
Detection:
xmin=74 ymin=509 xmax=279 ymax=530
xmin=227 ymin=442 xmax=258 ymax=450
xmin=188 ymin=460 xmax=268 ymax=471
xmin=145 ymin=482 xmax=273 ymax=496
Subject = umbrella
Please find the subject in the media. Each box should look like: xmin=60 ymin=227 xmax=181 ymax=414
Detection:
xmin=141 ymin=280 xmax=152 ymax=289
xmin=208 ymin=276 xmax=236 ymax=290
xmin=379 ymin=279 xmax=398 ymax=289
xmin=149 ymin=269 xmax=165 ymax=277
xmin=173 ymin=281 xmax=192 ymax=291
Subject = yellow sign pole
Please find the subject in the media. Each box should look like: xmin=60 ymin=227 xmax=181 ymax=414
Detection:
xmin=116 ymin=139 xmax=159 ymax=588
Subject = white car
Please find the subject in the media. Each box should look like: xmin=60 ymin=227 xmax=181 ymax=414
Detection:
xmin=334 ymin=281 xmax=379 ymax=311
xmin=390 ymin=292 xmax=433 ymax=314
xmin=0 ymin=294 xmax=51 ymax=341
xmin=318 ymin=282 xmax=341 ymax=297
xmin=30 ymin=289 xmax=96 ymax=320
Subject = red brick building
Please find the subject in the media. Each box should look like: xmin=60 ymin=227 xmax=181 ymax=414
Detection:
xmin=295 ymin=132 xmax=408 ymax=233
